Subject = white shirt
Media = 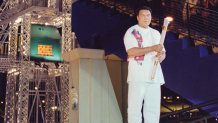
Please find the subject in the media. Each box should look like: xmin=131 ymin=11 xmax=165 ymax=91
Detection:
xmin=124 ymin=25 xmax=165 ymax=85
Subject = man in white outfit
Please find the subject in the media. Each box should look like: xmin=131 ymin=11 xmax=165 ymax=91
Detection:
xmin=123 ymin=6 xmax=166 ymax=123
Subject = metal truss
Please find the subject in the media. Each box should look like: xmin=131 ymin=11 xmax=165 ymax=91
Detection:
xmin=17 ymin=10 xmax=32 ymax=122
xmin=60 ymin=63 xmax=70 ymax=122
xmin=48 ymin=0 xmax=57 ymax=8
xmin=62 ymin=0 xmax=73 ymax=52
xmin=1 ymin=0 xmax=73 ymax=122
xmin=0 ymin=0 xmax=10 ymax=48
xmin=5 ymin=62 xmax=67 ymax=123
xmin=45 ymin=77 xmax=56 ymax=123
xmin=60 ymin=1 xmax=72 ymax=121
xmin=3 ymin=1 xmax=19 ymax=119
xmin=4 ymin=73 xmax=17 ymax=123
xmin=0 ymin=58 xmax=14 ymax=73
xmin=8 ymin=0 xmax=20 ymax=8
xmin=0 ymin=0 xmax=14 ymax=45
xmin=61 ymin=16 xmax=72 ymax=52
xmin=28 ymin=67 xmax=53 ymax=123
xmin=6 ymin=1 xmax=19 ymax=60
xmin=20 ymin=14 xmax=31 ymax=61
xmin=0 ymin=24 xmax=9 ymax=46
xmin=0 ymin=1 xmax=27 ymax=25
xmin=44 ymin=62 xmax=70 ymax=123
xmin=44 ymin=62 xmax=59 ymax=123
xmin=17 ymin=61 xmax=33 ymax=123
xmin=0 ymin=0 xmax=9 ymax=14
xmin=8 ymin=22 xmax=18 ymax=60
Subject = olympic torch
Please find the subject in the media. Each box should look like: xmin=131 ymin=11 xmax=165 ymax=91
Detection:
xmin=151 ymin=17 xmax=173 ymax=80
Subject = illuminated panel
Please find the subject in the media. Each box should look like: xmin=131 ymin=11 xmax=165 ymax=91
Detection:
xmin=30 ymin=24 xmax=62 ymax=61
xmin=38 ymin=45 xmax=53 ymax=56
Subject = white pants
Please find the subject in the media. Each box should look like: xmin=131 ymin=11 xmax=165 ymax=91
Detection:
xmin=128 ymin=82 xmax=161 ymax=123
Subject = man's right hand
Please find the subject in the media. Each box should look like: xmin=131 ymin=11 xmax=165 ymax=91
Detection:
xmin=151 ymin=44 xmax=163 ymax=52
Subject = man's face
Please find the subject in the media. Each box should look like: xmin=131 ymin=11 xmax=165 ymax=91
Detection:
xmin=137 ymin=10 xmax=151 ymax=28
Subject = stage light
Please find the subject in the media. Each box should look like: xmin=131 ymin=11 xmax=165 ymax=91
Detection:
xmin=15 ymin=17 xmax=22 ymax=23
xmin=51 ymin=106 xmax=58 ymax=110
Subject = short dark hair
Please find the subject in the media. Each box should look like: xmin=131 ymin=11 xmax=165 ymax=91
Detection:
xmin=135 ymin=6 xmax=152 ymax=16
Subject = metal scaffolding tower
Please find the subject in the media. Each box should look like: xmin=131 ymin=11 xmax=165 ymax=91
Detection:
xmin=0 ymin=0 xmax=73 ymax=122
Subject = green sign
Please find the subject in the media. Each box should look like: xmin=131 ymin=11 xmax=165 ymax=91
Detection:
xmin=30 ymin=24 xmax=62 ymax=61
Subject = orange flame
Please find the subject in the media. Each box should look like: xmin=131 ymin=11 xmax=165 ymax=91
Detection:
xmin=166 ymin=17 xmax=173 ymax=22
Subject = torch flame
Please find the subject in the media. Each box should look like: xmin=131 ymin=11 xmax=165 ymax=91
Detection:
xmin=166 ymin=17 xmax=173 ymax=22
